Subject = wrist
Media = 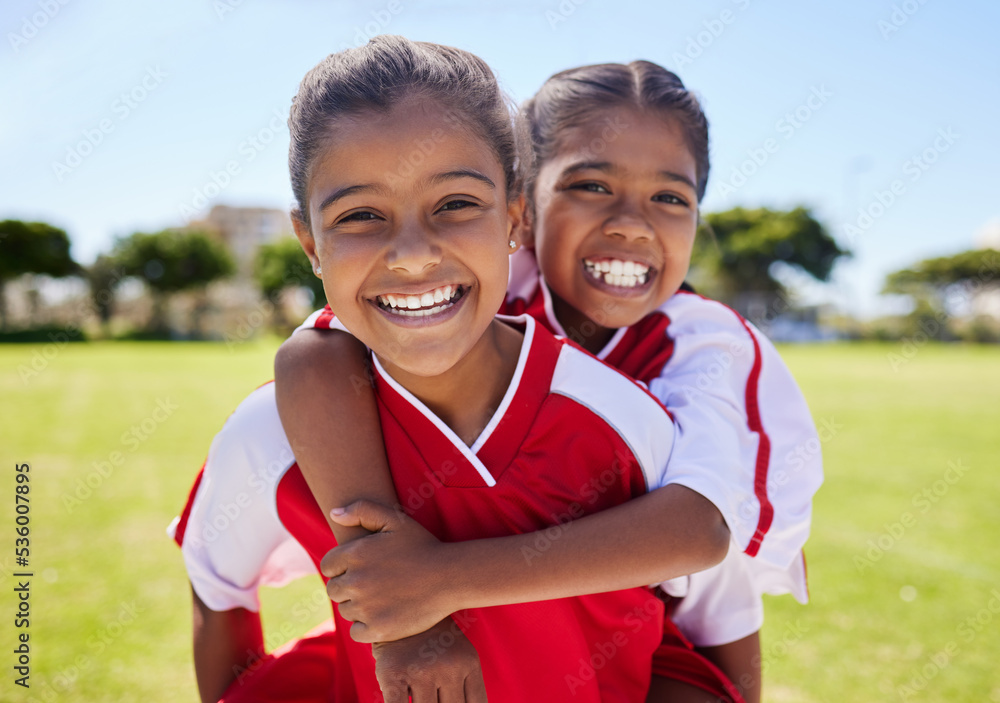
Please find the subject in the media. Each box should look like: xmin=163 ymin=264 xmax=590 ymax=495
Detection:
xmin=432 ymin=541 xmax=474 ymax=614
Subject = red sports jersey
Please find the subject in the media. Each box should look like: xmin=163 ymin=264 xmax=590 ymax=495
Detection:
xmin=299 ymin=250 xmax=821 ymax=647
xmin=174 ymin=316 xmax=704 ymax=702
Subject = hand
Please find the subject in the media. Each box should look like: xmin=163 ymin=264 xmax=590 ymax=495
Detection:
xmin=320 ymin=499 xmax=458 ymax=643
xmin=372 ymin=618 xmax=488 ymax=703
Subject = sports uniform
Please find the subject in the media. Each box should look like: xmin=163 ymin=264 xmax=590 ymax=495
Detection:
xmin=299 ymin=250 xmax=820 ymax=650
xmin=172 ymin=316 xmax=744 ymax=702
xmin=502 ymin=249 xmax=821 ymax=649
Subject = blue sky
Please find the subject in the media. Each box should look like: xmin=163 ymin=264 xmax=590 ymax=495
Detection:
xmin=2 ymin=0 xmax=997 ymax=317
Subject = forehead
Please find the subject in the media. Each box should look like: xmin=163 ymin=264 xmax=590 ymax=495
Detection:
xmin=548 ymin=107 xmax=697 ymax=179
xmin=307 ymin=99 xmax=503 ymax=198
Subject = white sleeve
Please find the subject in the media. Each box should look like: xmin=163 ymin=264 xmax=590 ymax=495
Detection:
xmin=662 ymin=547 xmax=809 ymax=647
xmin=651 ymin=293 xmax=823 ymax=571
xmin=661 ymin=548 xmax=764 ymax=647
xmin=168 ymin=383 xmax=316 ymax=612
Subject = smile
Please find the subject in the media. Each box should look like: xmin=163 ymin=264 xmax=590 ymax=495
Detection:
xmin=583 ymin=258 xmax=651 ymax=289
xmin=376 ymin=284 xmax=466 ymax=318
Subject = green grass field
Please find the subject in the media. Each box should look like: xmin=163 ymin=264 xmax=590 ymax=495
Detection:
xmin=2 ymin=340 xmax=998 ymax=701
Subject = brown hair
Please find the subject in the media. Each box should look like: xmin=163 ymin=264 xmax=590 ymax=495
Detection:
xmin=521 ymin=60 xmax=710 ymax=205
xmin=288 ymin=35 xmax=523 ymax=225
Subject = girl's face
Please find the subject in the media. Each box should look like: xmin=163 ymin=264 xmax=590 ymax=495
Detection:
xmin=294 ymin=98 xmax=520 ymax=380
xmin=528 ymin=107 xmax=699 ymax=342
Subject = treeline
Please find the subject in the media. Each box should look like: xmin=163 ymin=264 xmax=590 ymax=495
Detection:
xmin=1 ymin=209 xmax=997 ymax=342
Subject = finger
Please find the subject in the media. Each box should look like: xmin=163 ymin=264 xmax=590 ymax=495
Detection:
xmin=379 ymin=684 xmax=409 ymax=703
xmin=329 ymin=499 xmax=399 ymax=533
xmin=325 ymin=575 xmax=349 ymax=604
xmin=335 ymin=599 xmax=358 ymax=622
xmin=407 ymin=683 xmax=437 ymax=703
xmin=437 ymin=681 xmax=466 ymax=703
xmin=349 ymin=619 xmax=375 ymax=644
xmin=319 ymin=545 xmax=349 ymax=578
xmin=465 ymin=669 xmax=489 ymax=703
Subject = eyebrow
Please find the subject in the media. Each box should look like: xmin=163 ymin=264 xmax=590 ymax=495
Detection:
xmin=318 ymin=184 xmax=387 ymax=214
xmin=430 ymin=169 xmax=496 ymax=190
xmin=560 ymin=160 xmax=697 ymax=192
xmin=318 ymin=170 xmax=496 ymax=214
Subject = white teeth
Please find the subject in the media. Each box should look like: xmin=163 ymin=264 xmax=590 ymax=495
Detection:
xmin=379 ymin=285 xmax=462 ymax=314
xmin=393 ymin=304 xmax=448 ymax=317
xmin=584 ymin=259 xmax=651 ymax=288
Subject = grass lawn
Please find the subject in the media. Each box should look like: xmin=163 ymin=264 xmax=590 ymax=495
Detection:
xmin=1 ymin=339 xmax=997 ymax=701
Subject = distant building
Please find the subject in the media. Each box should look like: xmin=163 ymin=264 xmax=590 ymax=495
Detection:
xmin=188 ymin=205 xmax=292 ymax=276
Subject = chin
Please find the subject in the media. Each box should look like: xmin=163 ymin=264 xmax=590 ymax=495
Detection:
xmin=384 ymin=352 xmax=465 ymax=379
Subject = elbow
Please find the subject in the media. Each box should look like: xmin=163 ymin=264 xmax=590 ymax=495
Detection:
xmin=683 ymin=493 xmax=730 ymax=572
xmin=701 ymin=513 xmax=731 ymax=570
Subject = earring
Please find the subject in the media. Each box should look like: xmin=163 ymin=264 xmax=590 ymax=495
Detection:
xmin=313 ymin=264 xmax=322 ymax=276
xmin=508 ymin=239 xmax=516 ymax=250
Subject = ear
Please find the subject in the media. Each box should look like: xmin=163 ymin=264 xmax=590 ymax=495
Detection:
xmin=507 ymin=193 xmax=530 ymax=252
xmin=291 ymin=210 xmax=321 ymax=275
xmin=515 ymin=194 xmax=535 ymax=250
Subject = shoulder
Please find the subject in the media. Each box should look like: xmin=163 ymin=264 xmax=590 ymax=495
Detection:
xmin=548 ymin=341 xmax=674 ymax=480
xmin=654 ymin=292 xmax=783 ymax=390
xmin=660 ymin=291 xmax=761 ymax=343
xmin=275 ymin=320 xmax=368 ymax=386
xmin=207 ymin=383 xmax=296 ymax=494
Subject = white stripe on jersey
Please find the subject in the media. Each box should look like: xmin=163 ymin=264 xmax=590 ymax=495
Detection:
xmin=549 ymin=343 xmax=675 ymax=494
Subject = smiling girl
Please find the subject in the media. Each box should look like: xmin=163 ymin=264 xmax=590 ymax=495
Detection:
xmin=173 ymin=37 xmax=736 ymax=703
xmin=277 ymin=58 xmax=822 ymax=703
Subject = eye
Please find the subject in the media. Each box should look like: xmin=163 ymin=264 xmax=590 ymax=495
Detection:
xmin=653 ymin=192 xmax=691 ymax=207
xmin=337 ymin=210 xmax=380 ymax=224
xmin=570 ymin=182 xmax=611 ymax=194
xmin=438 ymin=199 xmax=478 ymax=213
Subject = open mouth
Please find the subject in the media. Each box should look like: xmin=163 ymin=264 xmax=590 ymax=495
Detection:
xmin=583 ymin=258 xmax=652 ymax=289
xmin=376 ymin=284 xmax=466 ymax=318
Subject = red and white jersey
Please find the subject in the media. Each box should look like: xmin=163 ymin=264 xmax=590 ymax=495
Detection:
xmin=303 ymin=252 xmax=822 ymax=568
xmin=172 ymin=316 xmax=679 ymax=702
xmin=297 ymin=251 xmax=821 ymax=647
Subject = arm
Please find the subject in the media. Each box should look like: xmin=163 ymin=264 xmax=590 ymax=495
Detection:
xmin=273 ymin=328 xmax=399 ymax=543
xmin=324 ymin=486 xmax=730 ymax=643
xmin=274 ymin=327 xmax=486 ymax=703
xmin=191 ymin=587 xmax=263 ymax=703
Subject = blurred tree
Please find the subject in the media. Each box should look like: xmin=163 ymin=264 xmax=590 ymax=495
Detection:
xmin=254 ymin=237 xmax=326 ymax=327
xmin=882 ymin=248 xmax=1000 ymax=341
xmin=690 ymin=207 xmax=848 ymax=317
xmin=0 ymin=219 xmax=80 ymax=329
xmin=86 ymin=255 xmax=125 ymax=335
xmin=111 ymin=229 xmax=234 ymax=334
xmin=883 ymin=249 xmax=1000 ymax=304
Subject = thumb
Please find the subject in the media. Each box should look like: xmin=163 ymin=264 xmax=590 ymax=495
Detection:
xmin=330 ymin=499 xmax=398 ymax=533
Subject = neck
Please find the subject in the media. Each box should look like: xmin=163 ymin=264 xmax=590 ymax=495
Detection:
xmin=549 ymin=290 xmax=617 ymax=354
xmin=377 ymin=320 xmax=524 ymax=446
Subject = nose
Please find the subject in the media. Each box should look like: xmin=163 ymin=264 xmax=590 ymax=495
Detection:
xmin=601 ymin=201 xmax=654 ymax=242
xmin=385 ymin=220 xmax=442 ymax=274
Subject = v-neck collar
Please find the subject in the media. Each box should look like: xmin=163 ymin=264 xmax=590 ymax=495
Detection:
xmin=372 ymin=315 xmax=562 ymax=488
